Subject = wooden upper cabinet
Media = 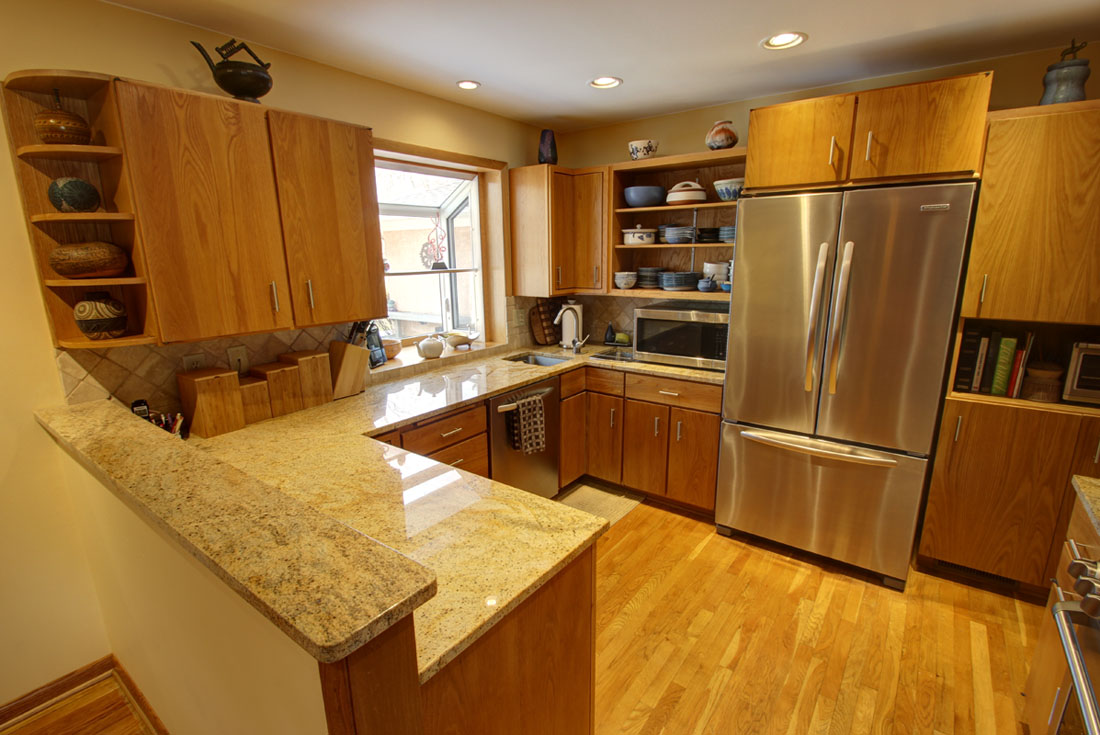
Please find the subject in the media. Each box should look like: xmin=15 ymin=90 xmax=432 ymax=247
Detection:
xmin=510 ymin=164 xmax=606 ymax=297
xmin=918 ymin=397 xmax=1081 ymax=586
xmin=961 ymin=103 xmax=1100 ymax=324
xmin=267 ymin=111 xmax=386 ymax=327
xmin=848 ymin=72 xmax=991 ymax=181
xmin=115 ymin=81 xmax=293 ymax=342
xmin=744 ymin=94 xmax=855 ymax=189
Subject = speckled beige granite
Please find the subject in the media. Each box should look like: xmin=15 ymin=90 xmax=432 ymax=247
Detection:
xmin=1073 ymin=475 xmax=1100 ymax=535
xmin=35 ymin=400 xmax=436 ymax=664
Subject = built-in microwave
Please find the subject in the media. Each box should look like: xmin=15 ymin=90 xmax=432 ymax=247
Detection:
xmin=1064 ymin=342 xmax=1100 ymax=405
xmin=633 ymin=300 xmax=729 ymax=371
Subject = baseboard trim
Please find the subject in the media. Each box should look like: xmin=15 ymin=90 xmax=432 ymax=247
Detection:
xmin=113 ymin=659 xmax=170 ymax=734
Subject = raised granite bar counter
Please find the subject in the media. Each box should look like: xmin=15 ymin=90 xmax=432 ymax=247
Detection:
xmin=1073 ymin=475 xmax=1100 ymax=534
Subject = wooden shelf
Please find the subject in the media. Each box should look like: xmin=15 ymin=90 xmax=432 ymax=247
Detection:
xmin=3 ymin=70 xmax=113 ymax=97
xmin=606 ymin=288 xmax=730 ymax=301
xmin=43 ymin=276 xmax=147 ymax=287
xmin=615 ymin=201 xmax=738 ymax=214
xmin=56 ymin=334 xmax=157 ymax=350
xmin=31 ymin=212 xmax=134 ymax=224
xmin=17 ymin=144 xmax=122 ymax=161
xmin=948 ymin=391 xmax=1100 ymax=418
xmin=610 ymin=147 xmax=748 ymax=173
xmin=615 ymin=243 xmax=733 ymax=250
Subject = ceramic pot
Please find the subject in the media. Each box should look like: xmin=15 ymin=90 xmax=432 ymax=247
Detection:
xmin=628 ymin=139 xmax=658 ymax=160
xmin=381 ymin=338 xmax=402 ymax=359
xmin=1040 ymin=59 xmax=1090 ymax=104
xmin=73 ymin=291 xmax=127 ymax=339
xmin=416 ymin=335 xmax=446 ymax=359
xmin=705 ymin=120 xmax=738 ymax=150
xmin=34 ymin=90 xmax=92 ymax=145
xmin=48 ymin=177 xmax=100 ymax=213
xmin=697 ymin=278 xmax=717 ymax=292
xmin=192 ymin=40 xmax=273 ymax=103
xmin=538 ymin=129 xmax=558 ymax=164
xmin=48 ymin=241 xmax=128 ymax=278
xmin=666 ymin=181 xmax=707 ymax=204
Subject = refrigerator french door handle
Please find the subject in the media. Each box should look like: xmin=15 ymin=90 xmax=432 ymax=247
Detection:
xmin=827 ymin=241 xmax=855 ymax=395
xmin=804 ymin=242 xmax=830 ymax=391
xmin=740 ymin=429 xmax=898 ymax=468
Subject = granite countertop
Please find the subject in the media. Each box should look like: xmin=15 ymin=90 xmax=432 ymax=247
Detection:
xmin=1073 ymin=475 xmax=1100 ymax=535
xmin=35 ymin=345 xmax=720 ymax=680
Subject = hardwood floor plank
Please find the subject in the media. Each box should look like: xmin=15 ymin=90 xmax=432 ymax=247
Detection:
xmin=1 ymin=676 xmax=150 ymax=735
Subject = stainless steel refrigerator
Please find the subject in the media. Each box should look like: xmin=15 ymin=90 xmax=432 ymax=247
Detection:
xmin=716 ymin=183 xmax=976 ymax=587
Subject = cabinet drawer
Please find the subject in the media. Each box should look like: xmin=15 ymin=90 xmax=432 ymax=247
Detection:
xmin=585 ymin=367 xmax=624 ymax=396
xmin=402 ymin=404 xmax=487 ymax=455
xmin=561 ymin=368 xmax=586 ymax=398
xmin=429 ymin=433 xmax=489 ymax=478
xmin=625 ymin=374 xmax=722 ymax=413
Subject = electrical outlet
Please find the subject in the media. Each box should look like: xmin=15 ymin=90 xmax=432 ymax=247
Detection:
xmin=227 ymin=346 xmax=249 ymax=375
xmin=182 ymin=354 xmax=204 ymax=372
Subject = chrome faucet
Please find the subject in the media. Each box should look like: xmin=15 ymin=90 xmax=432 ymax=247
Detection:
xmin=571 ymin=334 xmax=590 ymax=354
xmin=553 ymin=305 xmax=588 ymax=352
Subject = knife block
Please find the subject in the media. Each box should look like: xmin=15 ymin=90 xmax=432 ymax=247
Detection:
xmin=177 ymin=369 xmax=246 ymax=438
xmin=278 ymin=350 xmax=334 ymax=408
xmin=249 ymin=362 xmax=303 ymax=417
xmin=329 ymin=341 xmax=371 ymax=399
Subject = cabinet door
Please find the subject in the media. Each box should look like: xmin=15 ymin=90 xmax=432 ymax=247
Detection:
xmin=666 ymin=408 xmax=720 ymax=510
xmin=849 ymin=73 xmax=991 ymax=181
xmin=621 ymin=400 xmax=669 ymax=495
xmin=569 ymin=170 xmax=605 ymax=290
xmin=115 ymin=81 xmax=293 ymax=341
xmin=744 ymin=95 xmax=855 ymax=189
xmin=918 ymin=398 xmax=1080 ymax=585
xmin=586 ymin=392 xmax=623 ymax=484
xmin=267 ymin=111 xmax=386 ymax=327
xmin=560 ymin=393 xmax=587 ymax=488
xmin=550 ymin=170 xmax=576 ymax=291
xmin=1043 ymin=417 xmax=1100 ymax=580
xmin=961 ymin=107 xmax=1100 ymax=323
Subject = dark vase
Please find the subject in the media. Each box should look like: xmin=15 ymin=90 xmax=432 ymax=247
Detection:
xmin=538 ymin=129 xmax=558 ymax=164
xmin=74 ymin=291 xmax=127 ymax=339
xmin=1040 ymin=59 xmax=1091 ymax=105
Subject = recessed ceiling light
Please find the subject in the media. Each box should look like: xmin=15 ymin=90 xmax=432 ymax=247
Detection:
xmin=456 ymin=80 xmax=481 ymax=90
xmin=589 ymin=76 xmax=623 ymax=89
xmin=761 ymin=32 xmax=807 ymax=50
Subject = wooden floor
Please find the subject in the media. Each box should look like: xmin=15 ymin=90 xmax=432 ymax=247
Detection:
xmin=594 ymin=502 xmax=1043 ymax=735
xmin=0 ymin=674 xmax=152 ymax=735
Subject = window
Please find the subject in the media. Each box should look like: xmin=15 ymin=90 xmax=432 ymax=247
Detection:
xmin=375 ymin=164 xmax=483 ymax=343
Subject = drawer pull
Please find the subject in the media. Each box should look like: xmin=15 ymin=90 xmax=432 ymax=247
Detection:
xmin=658 ymin=390 xmax=680 ymax=397
xmin=440 ymin=427 xmax=463 ymax=438
xmin=450 ymin=458 xmax=465 ymax=466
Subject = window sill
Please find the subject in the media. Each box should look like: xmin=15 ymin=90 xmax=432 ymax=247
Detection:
xmin=369 ymin=340 xmax=506 ymax=380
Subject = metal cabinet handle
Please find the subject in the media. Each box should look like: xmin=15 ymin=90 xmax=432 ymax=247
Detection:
xmin=1094 ymin=436 xmax=1100 ymax=464
xmin=805 ymin=242 xmax=829 ymax=392
xmin=270 ymin=281 xmax=280 ymax=313
xmin=557 ymin=266 xmax=562 ymax=286
xmin=497 ymin=403 xmax=518 ymax=413
xmin=979 ymin=274 xmax=988 ymax=305
xmin=865 ymin=131 xmax=873 ymax=161
xmin=954 ymin=416 xmax=963 ymax=442
xmin=828 ymin=135 xmax=836 ymax=166
xmin=676 ymin=420 xmax=682 ymax=442
xmin=827 ymin=241 xmax=854 ymax=394
xmin=658 ymin=390 xmax=679 ymax=397
xmin=307 ymin=279 xmax=315 ymax=309
xmin=450 ymin=458 xmax=464 ymax=466
xmin=440 ymin=427 xmax=463 ymax=438
xmin=654 ymin=416 xmax=660 ymax=437
xmin=593 ymin=266 xmax=599 ymax=286
xmin=610 ymin=407 xmax=615 ymax=428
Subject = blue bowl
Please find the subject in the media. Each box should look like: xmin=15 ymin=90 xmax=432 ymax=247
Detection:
xmin=720 ymin=282 xmax=732 ymax=292
xmin=624 ymin=186 xmax=667 ymax=208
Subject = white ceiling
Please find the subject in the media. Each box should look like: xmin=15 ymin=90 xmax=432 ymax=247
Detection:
xmin=107 ymin=0 xmax=1100 ymax=131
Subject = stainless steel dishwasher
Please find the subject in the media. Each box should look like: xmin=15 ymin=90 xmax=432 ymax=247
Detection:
xmin=489 ymin=376 xmax=560 ymax=498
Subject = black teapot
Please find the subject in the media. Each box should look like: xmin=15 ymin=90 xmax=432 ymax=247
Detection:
xmin=192 ymin=38 xmax=273 ymax=103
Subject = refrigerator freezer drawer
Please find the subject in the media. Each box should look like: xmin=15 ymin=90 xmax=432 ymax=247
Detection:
xmin=715 ymin=423 xmax=926 ymax=582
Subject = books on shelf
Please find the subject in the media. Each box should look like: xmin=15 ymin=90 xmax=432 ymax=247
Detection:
xmin=953 ymin=328 xmax=1035 ymax=398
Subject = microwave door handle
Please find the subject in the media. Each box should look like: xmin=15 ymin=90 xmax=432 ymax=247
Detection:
xmin=827 ymin=241 xmax=855 ymax=395
xmin=804 ymin=242 xmax=830 ymax=392
xmin=1052 ymin=598 xmax=1100 ymax=735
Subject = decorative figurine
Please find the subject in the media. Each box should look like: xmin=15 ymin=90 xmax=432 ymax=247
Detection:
xmin=1040 ymin=39 xmax=1090 ymax=105
xmin=74 ymin=291 xmax=127 ymax=339
xmin=705 ymin=120 xmax=739 ymax=150
xmin=34 ymin=89 xmax=92 ymax=145
xmin=538 ymin=129 xmax=558 ymax=164
xmin=49 ymin=241 xmax=128 ymax=278
xmin=48 ymin=177 xmax=100 ymax=213
xmin=192 ymin=38 xmax=273 ymax=103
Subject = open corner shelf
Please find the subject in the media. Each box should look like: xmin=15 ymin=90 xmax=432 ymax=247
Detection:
xmin=615 ymin=201 xmax=738 ymax=214
xmin=43 ymin=276 xmax=147 ymax=288
xmin=615 ymin=243 xmax=734 ymax=250
xmin=17 ymin=144 xmax=122 ymax=161
xmin=3 ymin=70 xmax=113 ymax=97
xmin=56 ymin=334 xmax=158 ymax=350
xmin=606 ymin=288 xmax=730 ymax=302
xmin=31 ymin=212 xmax=135 ymax=225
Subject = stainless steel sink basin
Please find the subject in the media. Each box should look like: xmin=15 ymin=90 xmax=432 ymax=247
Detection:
xmin=589 ymin=348 xmax=634 ymax=362
xmin=503 ymin=353 xmax=571 ymax=367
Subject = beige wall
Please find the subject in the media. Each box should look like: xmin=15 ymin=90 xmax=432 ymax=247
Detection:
xmin=558 ymin=43 xmax=1099 ymax=168
xmin=0 ymin=0 xmax=539 ymax=707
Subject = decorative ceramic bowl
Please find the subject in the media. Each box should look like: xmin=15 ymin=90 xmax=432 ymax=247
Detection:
xmin=622 ymin=225 xmax=657 ymax=244
xmin=73 ymin=291 xmax=126 ymax=339
xmin=381 ymin=338 xmax=402 ymax=358
xmin=48 ymin=177 xmax=100 ymax=213
xmin=720 ymin=282 xmax=732 ymax=292
xmin=628 ymin=139 xmax=659 ymax=160
xmin=714 ymin=178 xmax=745 ymax=201
xmin=623 ymin=185 xmax=666 ymax=208
xmin=614 ymin=272 xmax=637 ymax=289
xmin=48 ymin=241 xmax=128 ymax=278
xmin=666 ymin=181 xmax=707 ymax=205
xmin=34 ymin=91 xmax=92 ymax=145
xmin=705 ymin=121 xmax=739 ymax=150
xmin=698 ymin=278 xmax=717 ymax=292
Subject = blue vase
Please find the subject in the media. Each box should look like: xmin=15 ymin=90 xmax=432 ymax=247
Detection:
xmin=538 ymin=129 xmax=557 ymax=164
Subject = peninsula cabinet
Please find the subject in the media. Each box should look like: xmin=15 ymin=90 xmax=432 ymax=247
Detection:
xmin=267 ymin=111 xmax=387 ymax=327
xmin=960 ymin=101 xmax=1100 ymax=324
xmin=510 ymin=164 xmax=606 ymax=297
xmin=115 ymin=80 xmax=294 ymax=342
xmin=745 ymin=72 xmax=992 ymax=190
xmin=918 ymin=397 xmax=1084 ymax=586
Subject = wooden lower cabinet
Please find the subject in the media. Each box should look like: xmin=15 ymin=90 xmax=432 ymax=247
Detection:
xmin=587 ymin=392 xmax=623 ymax=484
xmin=621 ymin=400 xmax=669 ymax=495
xmin=666 ymin=408 xmax=721 ymax=511
xmin=560 ymin=392 xmax=587 ymax=488
xmin=919 ymin=397 xmax=1082 ymax=585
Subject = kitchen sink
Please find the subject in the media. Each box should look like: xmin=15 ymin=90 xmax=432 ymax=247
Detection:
xmin=589 ymin=348 xmax=635 ymax=362
xmin=503 ymin=352 xmax=571 ymax=367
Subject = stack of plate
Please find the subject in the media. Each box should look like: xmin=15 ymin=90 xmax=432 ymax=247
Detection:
xmin=719 ymin=225 xmax=737 ymax=243
xmin=660 ymin=271 xmax=702 ymax=291
xmin=637 ymin=266 xmax=663 ymax=289
xmin=663 ymin=226 xmax=696 ymax=244
xmin=697 ymin=227 xmax=720 ymax=243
